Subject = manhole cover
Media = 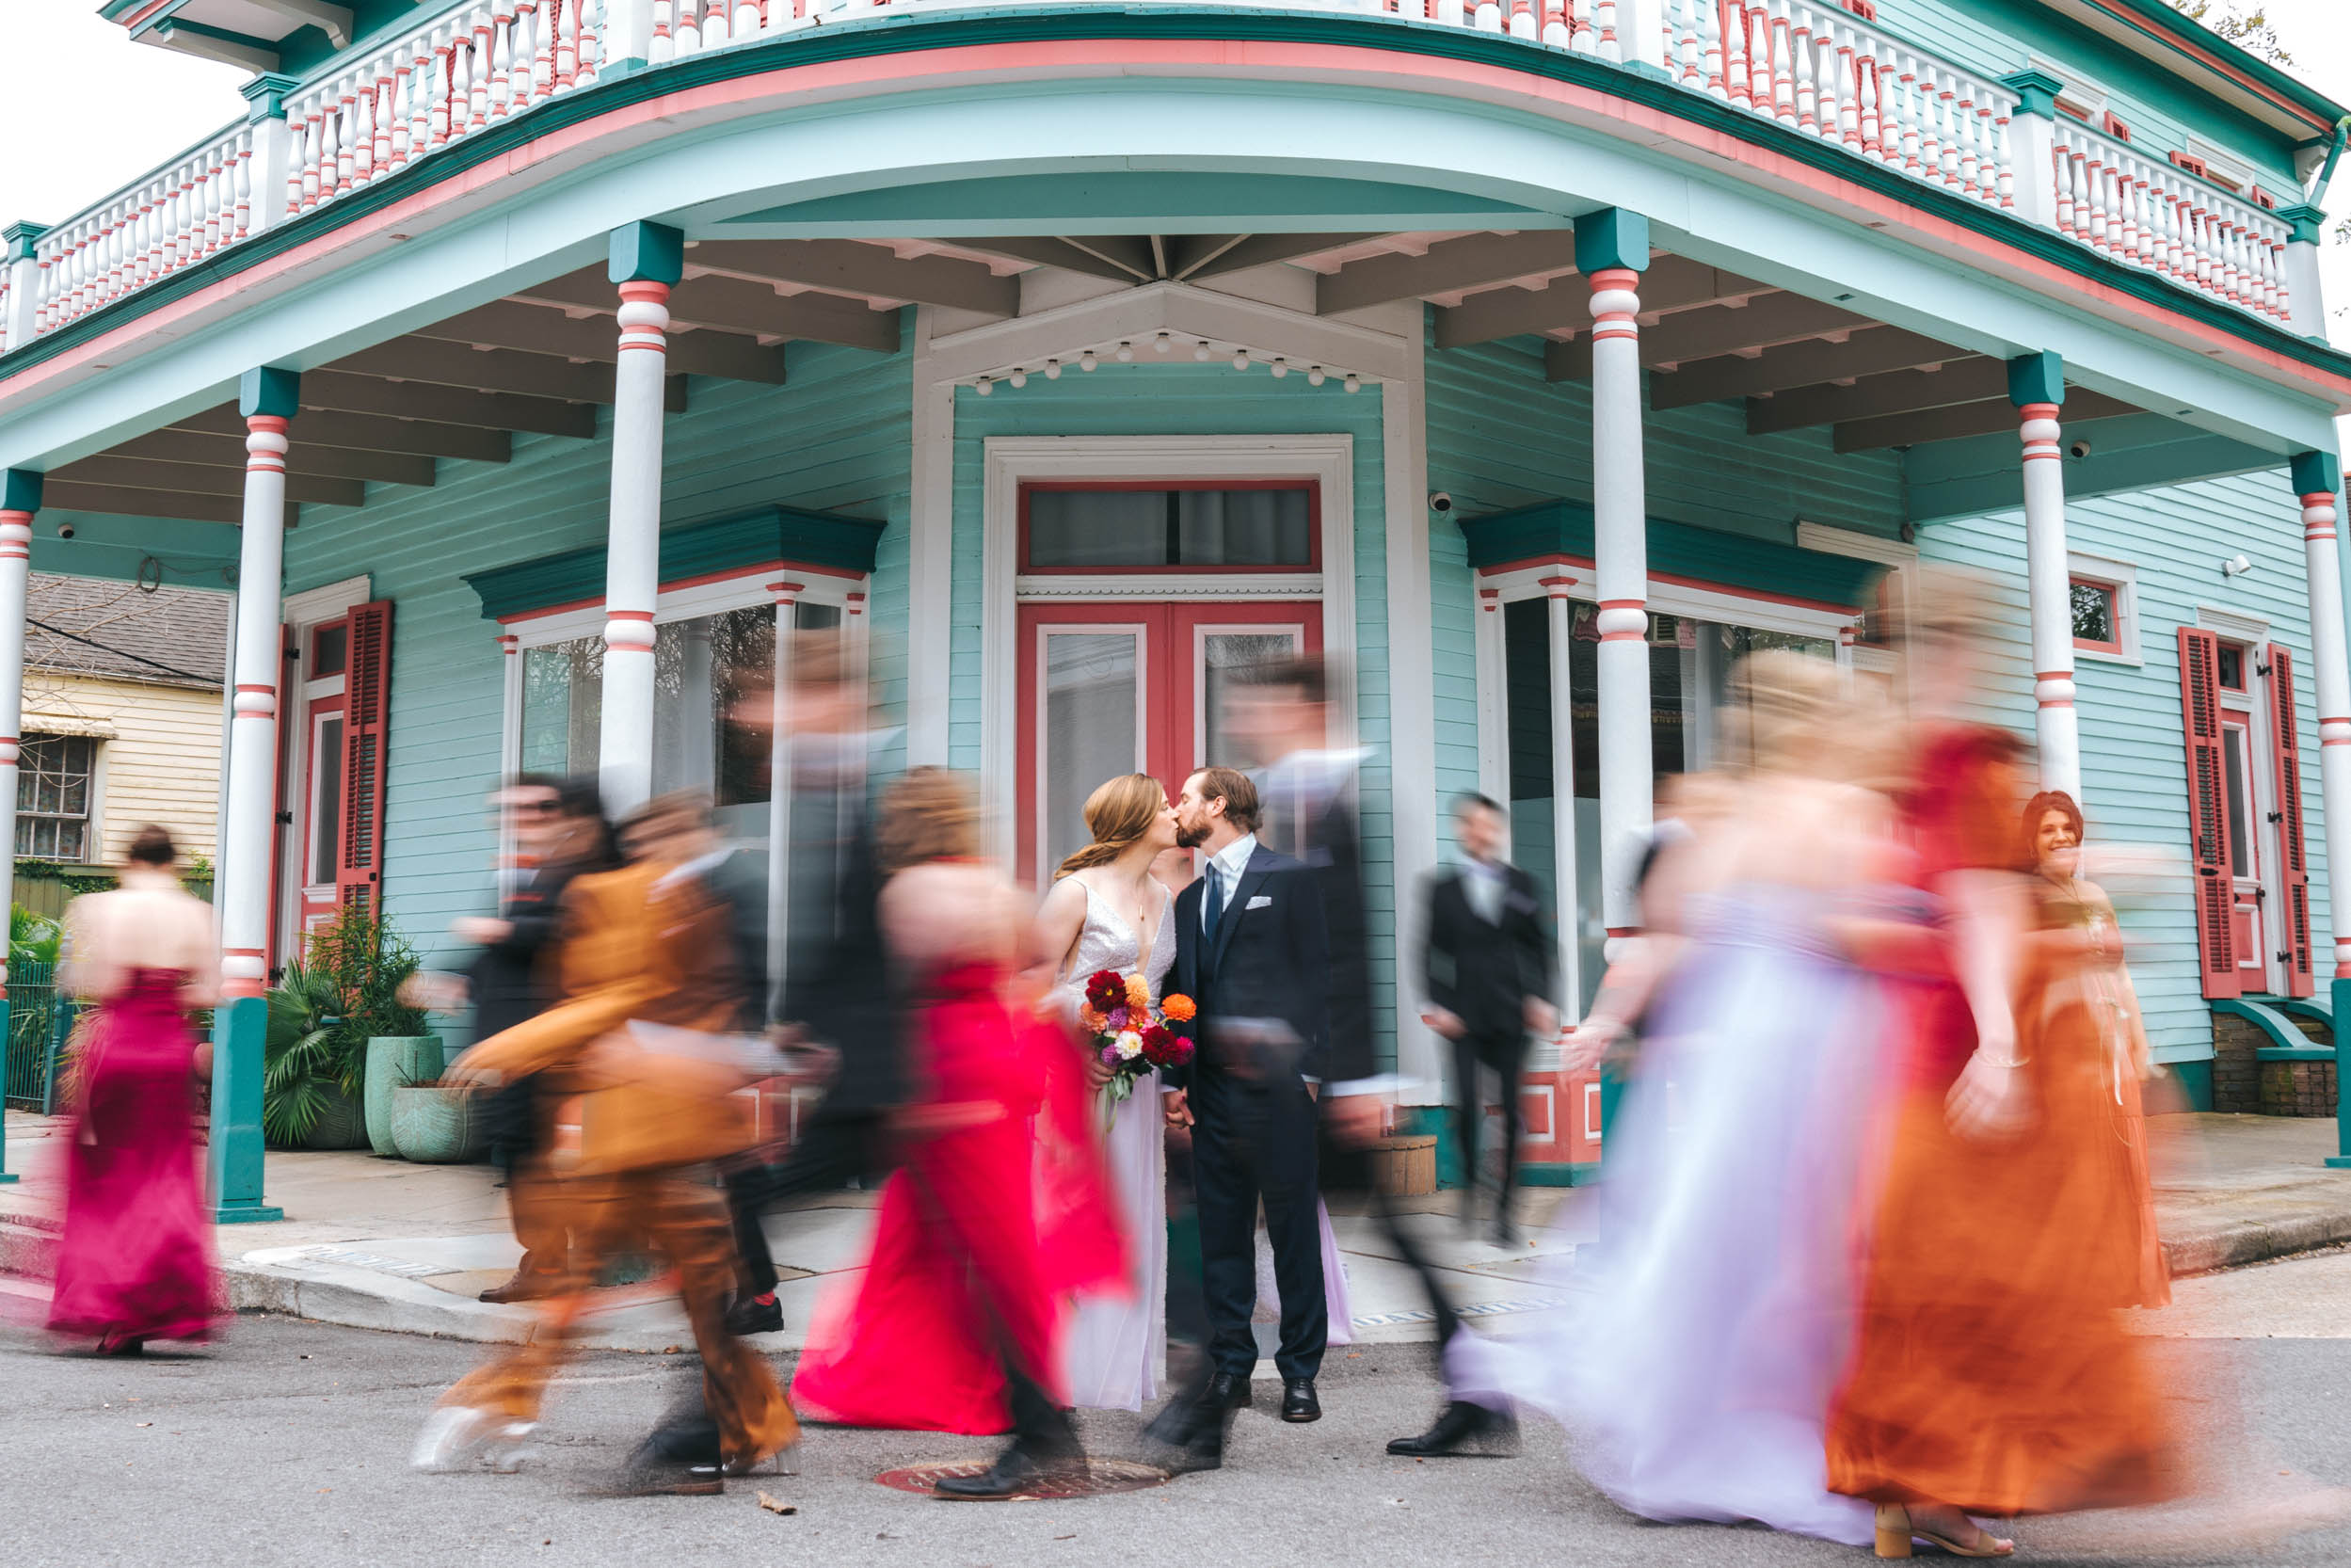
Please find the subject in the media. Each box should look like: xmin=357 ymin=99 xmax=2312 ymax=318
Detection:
xmin=875 ymin=1458 xmax=1173 ymax=1500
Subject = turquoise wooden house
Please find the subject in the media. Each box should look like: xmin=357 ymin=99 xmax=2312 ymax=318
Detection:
xmin=1 ymin=0 xmax=2348 ymax=1212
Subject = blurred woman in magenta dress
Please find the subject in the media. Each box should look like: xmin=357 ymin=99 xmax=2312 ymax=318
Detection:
xmin=46 ymin=826 xmax=222 ymax=1353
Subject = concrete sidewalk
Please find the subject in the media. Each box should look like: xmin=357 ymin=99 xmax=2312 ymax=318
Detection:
xmin=4 ymin=1109 xmax=2348 ymax=1351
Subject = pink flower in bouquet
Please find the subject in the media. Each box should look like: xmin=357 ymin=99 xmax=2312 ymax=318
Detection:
xmin=1099 ymin=1044 xmax=1122 ymax=1066
xmin=1106 ymin=1006 xmax=1131 ymax=1032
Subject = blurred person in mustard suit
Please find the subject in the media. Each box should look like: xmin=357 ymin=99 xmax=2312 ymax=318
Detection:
xmin=410 ymin=791 xmax=795 ymax=1495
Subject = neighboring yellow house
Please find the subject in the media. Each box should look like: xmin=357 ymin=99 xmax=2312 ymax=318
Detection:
xmin=19 ymin=573 xmax=228 ymax=870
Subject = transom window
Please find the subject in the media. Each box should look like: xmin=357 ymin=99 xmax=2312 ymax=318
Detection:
xmin=16 ymin=734 xmax=94 ymax=861
xmin=2217 ymin=642 xmax=2248 ymax=692
xmin=1021 ymin=483 xmax=1318 ymax=571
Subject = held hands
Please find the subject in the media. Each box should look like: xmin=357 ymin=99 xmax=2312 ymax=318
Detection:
xmin=1560 ymin=1020 xmax=1619 ymax=1073
xmin=1324 ymin=1092 xmax=1389 ymax=1149
xmin=1161 ymin=1088 xmax=1193 ymax=1129
xmin=1946 ymin=1042 xmax=2033 ymax=1141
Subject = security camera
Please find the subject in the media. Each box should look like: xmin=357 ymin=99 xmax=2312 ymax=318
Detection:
xmin=2068 ymin=439 xmax=2092 ymax=460
xmin=55 ymin=521 xmax=73 ymax=539
xmin=1429 ymin=491 xmax=1454 ymax=514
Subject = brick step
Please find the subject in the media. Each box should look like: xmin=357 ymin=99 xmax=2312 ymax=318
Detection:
xmin=0 ymin=1214 xmax=60 ymax=1280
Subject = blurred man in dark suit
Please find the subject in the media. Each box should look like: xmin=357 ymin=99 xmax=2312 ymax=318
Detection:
xmin=1420 ymin=792 xmax=1555 ymax=1247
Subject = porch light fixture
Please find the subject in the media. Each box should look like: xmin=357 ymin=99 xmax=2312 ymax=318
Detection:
xmin=1307 ymin=366 xmax=1326 ymax=387
xmin=1271 ymin=359 xmax=1289 ymax=378
xmin=1009 ymin=369 xmax=1028 ymax=389
xmin=1116 ymin=342 xmax=1135 ymax=362
xmin=1045 ymin=360 xmax=1062 ymax=380
xmin=1194 ymin=343 xmax=1213 ymax=362
xmin=1232 ymin=349 xmax=1252 ymax=370
xmin=1154 ymin=333 xmax=1173 ymax=354
xmin=2222 ymin=554 xmax=2254 ymax=577
xmin=975 ymin=376 xmax=994 ymax=396
xmin=1080 ymin=350 xmax=1098 ymax=372
xmin=1343 ymin=375 xmax=1362 ymax=393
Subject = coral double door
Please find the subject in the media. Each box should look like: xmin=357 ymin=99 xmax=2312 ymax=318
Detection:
xmin=1015 ymin=600 xmax=1319 ymax=888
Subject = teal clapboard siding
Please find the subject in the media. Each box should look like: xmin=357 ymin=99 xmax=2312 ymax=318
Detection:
xmin=948 ymin=364 xmax=1405 ymax=1060
xmin=1915 ymin=466 xmax=2330 ymax=1066
xmin=1867 ymin=0 xmax=2310 ymax=190
xmin=275 ymin=340 xmax=912 ymax=1021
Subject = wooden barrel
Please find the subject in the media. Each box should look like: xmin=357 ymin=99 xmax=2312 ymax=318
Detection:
xmin=1368 ymin=1133 xmax=1438 ymax=1197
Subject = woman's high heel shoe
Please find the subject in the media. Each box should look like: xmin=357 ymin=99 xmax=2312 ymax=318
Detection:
xmin=1875 ymin=1502 xmax=2014 ymax=1559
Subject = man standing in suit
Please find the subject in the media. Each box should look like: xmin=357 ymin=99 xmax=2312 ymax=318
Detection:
xmin=1160 ymin=765 xmax=1331 ymax=1452
xmin=1420 ymin=792 xmax=1556 ymax=1246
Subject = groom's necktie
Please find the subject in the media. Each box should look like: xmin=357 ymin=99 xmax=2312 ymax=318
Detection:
xmin=1202 ymin=861 xmax=1224 ymax=950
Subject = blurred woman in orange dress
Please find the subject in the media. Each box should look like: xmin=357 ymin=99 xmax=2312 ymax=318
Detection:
xmin=1826 ymin=596 xmax=2182 ymax=1559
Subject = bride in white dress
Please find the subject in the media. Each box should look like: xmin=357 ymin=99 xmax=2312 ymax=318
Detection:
xmin=1036 ymin=774 xmax=1180 ymax=1412
xmin=1038 ymin=774 xmax=1353 ymax=1414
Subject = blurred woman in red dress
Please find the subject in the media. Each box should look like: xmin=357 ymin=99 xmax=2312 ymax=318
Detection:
xmin=789 ymin=768 xmax=1124 ymax=1496
xmin=46 ymin=826 xmax=221 ymax=1354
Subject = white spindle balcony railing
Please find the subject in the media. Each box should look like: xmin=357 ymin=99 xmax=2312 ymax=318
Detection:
xmin=2051 ymin=115 xmax=2293 ymax=323
xmin=2 ymin=0 xmax=2310 ymax=350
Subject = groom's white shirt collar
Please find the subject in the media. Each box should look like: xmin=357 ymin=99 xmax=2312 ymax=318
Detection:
xmin=1201 ymin=832 xmax=1258 ymax=930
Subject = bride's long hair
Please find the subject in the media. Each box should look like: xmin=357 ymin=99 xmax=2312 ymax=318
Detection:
xmin=1054 ymin=773 xmax=1165 ymax=881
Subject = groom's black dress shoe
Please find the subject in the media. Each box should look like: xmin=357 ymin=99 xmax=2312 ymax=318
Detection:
xmin=1208 ymin=1371 xmax=1253 ymax=1411
xmin=933 ymin=1442 xmax=1084 ymax=1499
xmin=1279 ymin=1378 xmax=1321 ymax=1423
xmin=1386 ymin=1400 xmax=1519 ymax=1458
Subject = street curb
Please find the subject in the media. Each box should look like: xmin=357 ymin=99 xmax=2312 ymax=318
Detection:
xmin=2161 ymin=1210 xmax=2351 ymax=1277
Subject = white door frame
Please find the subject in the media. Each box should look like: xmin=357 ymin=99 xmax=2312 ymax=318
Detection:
xmin=980 ymin=433 xmax=1359 ymax=863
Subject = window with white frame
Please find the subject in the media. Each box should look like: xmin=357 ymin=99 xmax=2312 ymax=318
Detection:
xmin=16 ymin=734 xmax=95 ymax=860
xmin=506 ymin=575 xmax=853 ymax=841
xmin=2068 ymin=553 xmax=2138 ymax=663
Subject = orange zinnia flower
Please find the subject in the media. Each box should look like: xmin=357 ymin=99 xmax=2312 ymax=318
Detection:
xmin=1160 ymin=993 xmax=1197 ymax=1023
xmin=1080 ymin=1007 xmax=1109 ymax=1033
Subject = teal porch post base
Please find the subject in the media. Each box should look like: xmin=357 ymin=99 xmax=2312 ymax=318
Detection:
xmin=207 ymin=996 xmax=281 ymax=1224
xmin=0 ymin=994 xmax=16 ymax=1183
xmin=2329 ymin=976 xmax=2351 ymax=1169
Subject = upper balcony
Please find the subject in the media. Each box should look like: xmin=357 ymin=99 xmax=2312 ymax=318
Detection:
xmin=9 ymin=0 xmax=2343 ymax=371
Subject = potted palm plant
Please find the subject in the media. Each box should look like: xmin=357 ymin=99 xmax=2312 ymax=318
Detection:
xmin=263 ymin=960 xmax=366 ymax=1149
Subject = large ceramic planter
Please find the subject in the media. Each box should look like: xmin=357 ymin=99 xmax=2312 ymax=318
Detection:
xmin=300 ymin=1083 xmax=369 ymax=1150
xmin=363 ymin=1035 xmax=442 ymax=1156
xmin=388 ymin=1084 xmax=487 ymax=1164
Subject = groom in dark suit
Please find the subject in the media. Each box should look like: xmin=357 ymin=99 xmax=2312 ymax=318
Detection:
xmin=1160 ymin=765 xmax=1331 ymax=1450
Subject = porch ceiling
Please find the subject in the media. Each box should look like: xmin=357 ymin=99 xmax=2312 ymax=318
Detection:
xmin=49 ymin=228 xmax=2161 ymax=531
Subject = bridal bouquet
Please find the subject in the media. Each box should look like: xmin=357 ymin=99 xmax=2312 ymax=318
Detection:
xmin=1079 ymin=968 xmax=1196 ymax=1102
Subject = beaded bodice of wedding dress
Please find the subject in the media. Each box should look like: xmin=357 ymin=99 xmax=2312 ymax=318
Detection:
xmin=1051 ymin=875 xmax=1176 ymax=1009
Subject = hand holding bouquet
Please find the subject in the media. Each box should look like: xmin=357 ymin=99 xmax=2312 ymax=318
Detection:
xmin=1078 ymin=968 xmax=1196 ymax=1103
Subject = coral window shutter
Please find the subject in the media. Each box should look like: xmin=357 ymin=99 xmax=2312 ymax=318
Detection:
xmin=336 ymin=600 xmax=393 ymax=914
xmin=2177 ymin=627 xmax=2239 ymax=999
xmin=2266 ymin=642 xmax=2315 ymax=998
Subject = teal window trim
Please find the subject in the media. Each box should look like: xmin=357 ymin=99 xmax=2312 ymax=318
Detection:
xmin=461 ymin=504 xmax=884 ymax=622
xmin=9 ymin=9 xmax=2351 ymax=394
xmin=1459 ymin=500 xmax=1886 ymax=611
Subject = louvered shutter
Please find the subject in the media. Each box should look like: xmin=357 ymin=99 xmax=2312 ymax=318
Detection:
xmin=2177 ymin=627 xmax=2239 ymax=999
xmin=336 ymin=600 xmax=393 ymax=914
xmin=2266 ymin=643 xmax=2314 ymax=998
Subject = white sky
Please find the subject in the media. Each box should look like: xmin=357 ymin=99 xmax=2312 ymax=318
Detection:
xmin=3 ymin=2 xmax=2350 ymax=311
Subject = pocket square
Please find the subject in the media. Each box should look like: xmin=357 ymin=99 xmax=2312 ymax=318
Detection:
xmin=1246 ymin=894 xmax=1273 ymax=910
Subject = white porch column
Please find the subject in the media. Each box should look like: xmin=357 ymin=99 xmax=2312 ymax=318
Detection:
xmin=597 ymin=220 xmax=682 ymax=815
xmin=764 ymin=577 xmax=801 ymax=1024
xmin=1543 ymin=575 xmax=1580 ymax=1010
xmin=1616 ymin=0 xmax=1668 ymax=70
xmin=1580 ymin=209 xmax=1654 ymax=940
xmin=236 ymin=73 xmax=297 ymax=235
xmin=2292 ymin=452 xmax=2351 ymax=976
xmin=1 ymin=226 xmax=42 ymax=353
xmin=2279 ymin=204 xmax=2329 ymax=339
xmin=1998 ymin=69 xmax=2063 ymax=230
xmin=2011 ymin=351 xmax=2082 ymax=804
xmin=211 ymin=365 xmax=297 ymax=1224
xmin=0 ymin=472 xmax=25 ymax=1183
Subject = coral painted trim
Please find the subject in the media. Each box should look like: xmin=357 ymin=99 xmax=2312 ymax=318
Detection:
xmin=3 ymin=15 xmax=2346 ymax=410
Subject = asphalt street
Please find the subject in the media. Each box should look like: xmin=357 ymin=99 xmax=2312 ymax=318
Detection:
xmin=6 ymin=1290 xmax=2351 ymax=1568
